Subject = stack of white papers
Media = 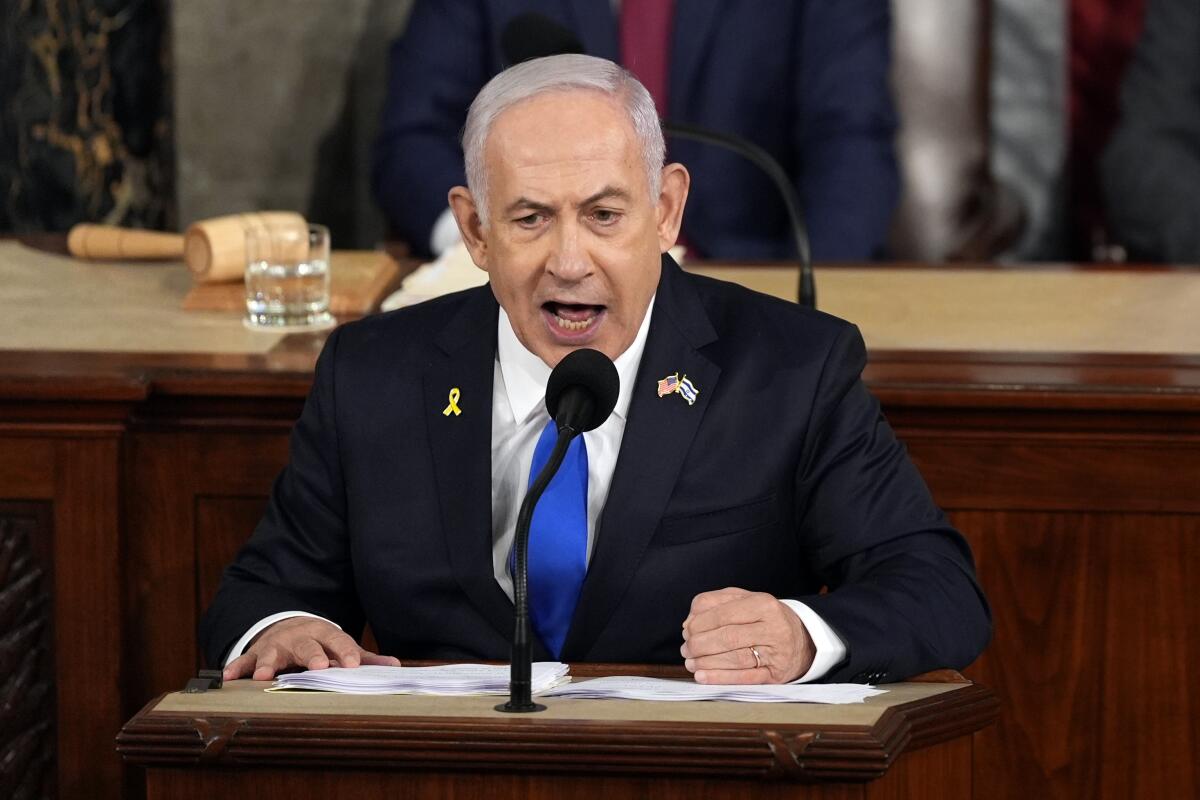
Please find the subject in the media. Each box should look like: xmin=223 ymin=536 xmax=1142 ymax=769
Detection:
xmin=541 ymin=676 xmax=884 ymax=704
xmin=270 ymin=662 xmax=571 ymax=696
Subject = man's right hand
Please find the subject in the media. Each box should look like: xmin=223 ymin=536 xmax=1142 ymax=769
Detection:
xmin=223 ymin=616 xmax=401 ymax=681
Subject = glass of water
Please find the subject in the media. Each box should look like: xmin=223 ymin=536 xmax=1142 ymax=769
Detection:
xmin=244 ymin=221 xmax=335 ymax=330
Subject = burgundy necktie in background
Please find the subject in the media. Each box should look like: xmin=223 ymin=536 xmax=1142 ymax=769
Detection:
xmin=620 ymin=0 xmax=675 ymax=116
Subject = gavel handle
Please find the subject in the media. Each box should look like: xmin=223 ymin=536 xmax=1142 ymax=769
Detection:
xmin=67 ymin=224 xmax=185 ymax=261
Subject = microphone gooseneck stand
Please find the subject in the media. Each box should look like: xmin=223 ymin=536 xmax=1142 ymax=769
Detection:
xmin=663 ymin=121 xmax=815 ymax=309
xmin=496 ymin=425 xmax=578 ymax=713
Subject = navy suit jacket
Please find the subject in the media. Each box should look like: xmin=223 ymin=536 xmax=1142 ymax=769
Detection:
xmin=201 ymin=257 xmax=990 ymax=683
xmin=371 ymin=0 xmax=899 ymax=261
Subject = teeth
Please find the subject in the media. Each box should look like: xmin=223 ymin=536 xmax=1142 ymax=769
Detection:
xmin=555 ymin=315 xmax=594 ymax=331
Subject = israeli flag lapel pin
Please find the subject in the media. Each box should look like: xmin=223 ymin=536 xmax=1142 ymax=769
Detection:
xmin=656 ymin=372 xmax=699 ymax=406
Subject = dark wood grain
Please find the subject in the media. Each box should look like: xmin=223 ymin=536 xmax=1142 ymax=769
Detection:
xmin=865 ymin=736 xmax=971 ymax=800
xmin=0 ymin=436 xmax=124 ymax=799
xmin=0 ymin=506 xmax=55 ymax=800
xmin=55 ymin=438 xmax=123 ymax=798
xmin=145 ymin=770 xmax=869 ymax=799
xmin=124 ymin=430 xmax=290 ymax=708
xmin=194 ymin=496 xmax=271 ymax=615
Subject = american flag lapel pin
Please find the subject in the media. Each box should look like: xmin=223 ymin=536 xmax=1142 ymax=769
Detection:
xmin=656 ymin=372 xmax=699 ymax=406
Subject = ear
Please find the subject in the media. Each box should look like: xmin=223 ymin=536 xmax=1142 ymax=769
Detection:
xmin=655 ymin=163 xmax=690 ymax=253
xmin=448 ymin=186 xmax=490 ymax=271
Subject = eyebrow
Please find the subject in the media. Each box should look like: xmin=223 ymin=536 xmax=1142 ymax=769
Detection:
xmin=502 ymin=185 xmax=633 ymax=217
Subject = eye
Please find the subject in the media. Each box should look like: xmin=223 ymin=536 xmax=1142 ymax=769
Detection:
xmin=514 ymin=212 xmax=545 ymax=228
xmin=589 ymin=209 xmax=622 ymax=226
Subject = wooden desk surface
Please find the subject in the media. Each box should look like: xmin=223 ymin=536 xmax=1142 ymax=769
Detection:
xmin=119 ymin=677 xmax=996 ymax=785
xmin=2 ymin=240 xmax=1198 ymax=409
xmin=691 ymin=264 xmax=1200 ymax=354
xmin=5 ymin=239 xmax=1197 ymax=356
xmin=150 ymin=677 xmax=962 ymax=726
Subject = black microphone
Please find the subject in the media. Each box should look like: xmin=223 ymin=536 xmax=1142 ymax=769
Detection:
xmin=498 ymin=13 xmax=816 ymax=309
xmin=497 ymin=348 xmax=619 ymax=713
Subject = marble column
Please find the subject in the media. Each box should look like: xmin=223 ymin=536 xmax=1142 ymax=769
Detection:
xmin=0 ymin=0 xmax=175 ymax=232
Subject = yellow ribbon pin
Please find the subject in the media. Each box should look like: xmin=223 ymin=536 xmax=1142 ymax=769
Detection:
xmin=442 ymin=387 xmax=462 ymax=417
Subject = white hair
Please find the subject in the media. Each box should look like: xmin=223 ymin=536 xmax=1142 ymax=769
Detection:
xmin=462 ymin=53 xmax=665 ymax=224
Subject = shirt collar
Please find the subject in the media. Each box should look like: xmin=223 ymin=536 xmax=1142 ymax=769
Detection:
xmin=497 ymin=296 xmax=656 ymax=425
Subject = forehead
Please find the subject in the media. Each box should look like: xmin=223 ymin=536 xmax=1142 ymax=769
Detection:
xmin=483 ymin=90 xmax=644 ymax=196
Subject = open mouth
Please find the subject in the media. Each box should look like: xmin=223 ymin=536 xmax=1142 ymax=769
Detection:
xmin=542 ymin=302 xmax=605 ymax=336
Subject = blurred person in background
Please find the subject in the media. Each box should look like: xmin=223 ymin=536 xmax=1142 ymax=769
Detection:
xmin=372 ymin=0 xmax=899 ymax=263
xmin=1101 ymin=0 xmax=1200 ymax=263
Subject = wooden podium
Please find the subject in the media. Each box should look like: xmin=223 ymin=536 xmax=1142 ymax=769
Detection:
xmin=117 ymin=670 xmax=996 ymax=799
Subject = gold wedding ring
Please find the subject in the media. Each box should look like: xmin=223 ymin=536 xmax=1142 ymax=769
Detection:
xmin=751 ymin=646 xmax=762 ymax=669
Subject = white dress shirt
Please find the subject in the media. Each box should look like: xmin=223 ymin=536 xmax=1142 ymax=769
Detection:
xmin=229 ymin=297 xmax=845 ymax=682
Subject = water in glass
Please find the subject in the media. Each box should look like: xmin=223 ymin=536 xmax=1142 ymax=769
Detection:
xmin=245 ymin=256 xmax=331 ymax=327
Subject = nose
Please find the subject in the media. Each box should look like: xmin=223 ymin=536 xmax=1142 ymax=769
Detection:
xmin=545 ymin=220 xmax=594 ymax=282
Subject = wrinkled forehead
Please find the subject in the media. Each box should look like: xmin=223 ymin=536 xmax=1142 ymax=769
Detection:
xmin=483 ymin=89 xmax=639 ymax=166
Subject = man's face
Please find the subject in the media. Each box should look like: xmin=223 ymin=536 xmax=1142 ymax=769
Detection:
xmin=450 ymin=90 xmax=687 ymax=367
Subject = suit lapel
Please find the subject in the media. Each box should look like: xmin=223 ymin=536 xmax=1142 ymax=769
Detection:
xmin=668 ymin=0 xmax=725 ymax=117
xmin=424 ymin=287 xmax=519 ymax=647
xmin=563 ymin=256 xmax=721 ymax=659
xmin=563 ymin=0 xmax=620 ymax=62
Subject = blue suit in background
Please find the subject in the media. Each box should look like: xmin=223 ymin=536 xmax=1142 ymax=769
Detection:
xmin=372 ymin=0 xmax=900 ymax=261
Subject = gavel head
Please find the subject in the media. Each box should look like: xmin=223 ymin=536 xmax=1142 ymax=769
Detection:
xmin=184 ymin=211 xmax=309 ymax=283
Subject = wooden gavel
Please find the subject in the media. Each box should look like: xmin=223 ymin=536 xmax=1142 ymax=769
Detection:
xmin=66 ymin=211 xmax=308 ymax=284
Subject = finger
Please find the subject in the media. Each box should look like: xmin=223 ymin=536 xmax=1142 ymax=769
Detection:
xmin=686 ymin=587 xmax=752 ymax=621
xmin=684 ymin=645 xmax=762 ymax=673
xmin=223 ymin=652 xmax=257 ymax=681
xmin=316 ymin=631 xmax=363 ymax=669
xmin=292 ymin=637 xmax=330 ymax=671
xmin=681 ymin=621 xmax=770 ymax=660
xmin=252 ymin=646 xmax=285 ymax=681
xmin=359 ymin=651 xmax=402 ymax=667
xmin=687 ymin=593 xmax=775 ymax=634
xmin=693 ymin=666 xmax=773 ymax=685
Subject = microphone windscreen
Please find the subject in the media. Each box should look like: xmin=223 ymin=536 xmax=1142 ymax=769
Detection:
xmin=501 ymin=12 xmax=585 ymax=65
xmin=545 ymin=348 xmax=619 ymax=433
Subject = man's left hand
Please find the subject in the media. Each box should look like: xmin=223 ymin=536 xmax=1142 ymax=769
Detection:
xmin=680 ymin=587 xmax=815 ymax=684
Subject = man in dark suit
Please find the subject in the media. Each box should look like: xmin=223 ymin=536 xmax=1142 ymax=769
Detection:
xmin=1101 ymin=0 xmax=1200 ymax=263
xmin=372 ymin=0 xmax=899 ymax=262
xmin=205 ymin=54 xmax=988 ymax=685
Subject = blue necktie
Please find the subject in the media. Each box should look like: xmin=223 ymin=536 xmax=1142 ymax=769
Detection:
xmin=525 ymin=418 xmax=588 ymax=658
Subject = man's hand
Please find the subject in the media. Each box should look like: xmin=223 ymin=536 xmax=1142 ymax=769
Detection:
xmin=680 ymin=587 xmax=815 ymax=684
xmin=223 ymin=617 xmax=401 ymax=681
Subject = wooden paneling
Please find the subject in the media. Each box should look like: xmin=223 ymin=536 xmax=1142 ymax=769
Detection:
xmin=0 ymin=438 xmax=55 ymax=498
xmin=125 ymin=430 xmax=289 ymax=715
xmin=952 ymin=512 xmax=1198 ymax=800
xmin=194 ymin=496 xmax=271 ymax=615
xmin=148 ymin=770 xmax=869 ymax=799
xmin=0 ymin=435 xmax=122 ymax=800
xmin=866 ymin=736 xmax=972 ymax=800
xmin=889 ymin=403 xmax=1200 ymax=800
xmin=0 ymin=505 xmax=55 ymax=800
xmin=908 ymin=434 xmax=1200 ymax=513
xmin=124 ymin=432 xmax=198 ymax=712
xmin=52 ymin=438 xmax=122 ymax=799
